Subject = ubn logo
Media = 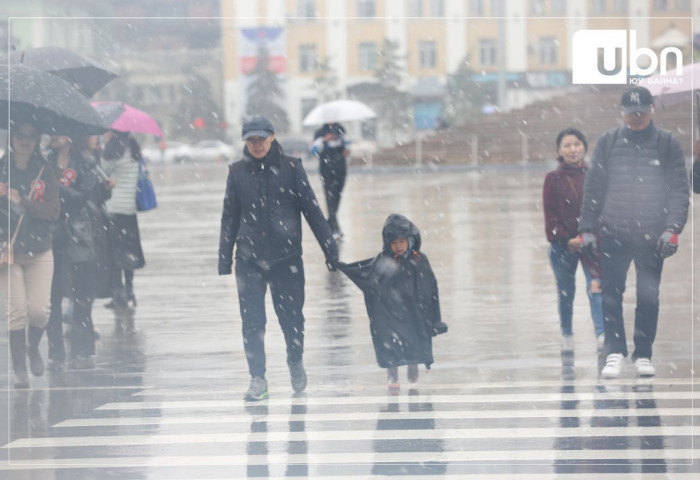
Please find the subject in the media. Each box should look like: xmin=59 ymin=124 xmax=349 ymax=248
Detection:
xmin=572 ymin=30 xmax=683 ymax=84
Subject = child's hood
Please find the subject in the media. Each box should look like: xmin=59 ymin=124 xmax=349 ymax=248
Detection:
xmin=382 ymin=213 xmax=421 ymax=253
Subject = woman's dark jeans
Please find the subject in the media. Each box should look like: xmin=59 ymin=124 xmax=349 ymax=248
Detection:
xmin=549 ymin=241 xmax=604 ymax=337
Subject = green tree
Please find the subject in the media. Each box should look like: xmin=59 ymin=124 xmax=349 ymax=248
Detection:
xmin=175 ymin=70 xmax=226 ymax=142
xmin=374 ymin=38 xmax=413 ymax=144
xmin=245 ymin=46 xmax=289 ymax=134
xmin=444 ymin=55 xmax=486 ymax=127
xmin=313 ymin=56 xmax=340 ymax=104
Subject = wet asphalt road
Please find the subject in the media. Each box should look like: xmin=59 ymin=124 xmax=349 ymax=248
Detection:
xmin=0 ymin=161 xmax=698 ymax=478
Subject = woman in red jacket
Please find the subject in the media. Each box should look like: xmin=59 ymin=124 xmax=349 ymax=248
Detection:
xmin=543 ymin=128 xmax=604 ymax=354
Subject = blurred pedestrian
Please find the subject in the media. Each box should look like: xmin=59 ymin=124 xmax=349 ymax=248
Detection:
xmin=339 ymin=214 xmax=447 ymax=391
xmin=312 ymin=122 xmax=349 ymax=239
xmin=102 ymin=130 xmax=145 ymax=308
xmin=47 ymin=134 xmax=114 ymax=371
xmin=579 ymin=86 xmax=689 ymax=378
xmin=218 ymin=115 xmax=339 ymax=401
xmin=543 ymin=128 xmax=604 ymax=354
xmin=0 ymin=121 xmax=60 ymax=388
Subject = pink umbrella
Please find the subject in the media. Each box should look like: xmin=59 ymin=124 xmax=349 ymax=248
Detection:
xmin=91 ymin=101 xmax=164 ymax=136
xmin=639 ymin=62 xmax=700 ymax=108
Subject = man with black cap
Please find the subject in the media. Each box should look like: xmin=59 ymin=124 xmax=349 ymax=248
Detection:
xmin=579 ymin=86 xmax=689 ymax=379
xmin=219 ymin=115 xmax=339 ymax=401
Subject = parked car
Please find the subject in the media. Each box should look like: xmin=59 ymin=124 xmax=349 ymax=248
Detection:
xmin=191 ymin=140 xmax=236 ymax=163
xmin=142 ymin=141 xmax=193 ymax=164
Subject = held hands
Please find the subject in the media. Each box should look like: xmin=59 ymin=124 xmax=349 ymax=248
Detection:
xmin=657 ymin=230 xmax=679 ymax=259
xmin=579 ymin=233 xmax=597 ymax=257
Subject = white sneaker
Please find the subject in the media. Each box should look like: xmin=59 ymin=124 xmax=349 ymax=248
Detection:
xmin=634 ymin=358 xmax=656 ymax=377
xmin=560 ymin=335 xmax=574 ymax=353
xmin=596 ymin=334 xmax=605 ymax=354
xmin=601 ymin=353 xmax=624 ymax=378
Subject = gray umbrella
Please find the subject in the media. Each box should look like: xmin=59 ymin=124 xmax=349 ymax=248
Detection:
xmin=11 ymin=46 xmax=118 ymax=98
xmin=0 ymin=64 xmax=108 ymax=136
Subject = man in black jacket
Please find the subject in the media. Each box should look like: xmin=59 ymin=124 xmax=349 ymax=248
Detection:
xmin=219 ymin=116 xmax=339 ymax=401
xmin=579 ymin=86 xmax=689 ymax=379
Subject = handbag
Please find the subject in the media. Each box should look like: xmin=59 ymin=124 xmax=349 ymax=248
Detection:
xmin=136 ymin=157 xmax=157 ymax=212
xmin=1 ymin=164 xmax=46 ymax=266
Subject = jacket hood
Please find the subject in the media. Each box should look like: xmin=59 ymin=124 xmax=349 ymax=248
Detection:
xmin=382 ymin=213 xmax=421 ymax=253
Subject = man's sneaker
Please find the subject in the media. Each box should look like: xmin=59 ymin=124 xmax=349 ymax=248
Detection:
xmin=634 ymin=358 xmax=656 ymax=377
xmin=596 ymin=334 xmax=605 ymax=354
xmin=288 ymin=361 xmax=307 ymax=393
xmin=560 ymin=335 xmax=575 ymax=353
xmin=244 ymin=376 xmax=268 ymax=401
xmin=601 ymin=353 xmax=625 ymax=378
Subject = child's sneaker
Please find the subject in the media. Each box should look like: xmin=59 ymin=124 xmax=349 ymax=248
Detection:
xmin=407 ymin=364 xmax=419 ymax=383
xmin=387 ymin=367 xmax=399 ymax=390
xmin=244 ymin=377 xmax=268 ymax=401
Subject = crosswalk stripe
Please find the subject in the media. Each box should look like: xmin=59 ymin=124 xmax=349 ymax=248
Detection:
xmin=4 ymin=425 xmax=694 ymax=449
xmin=95 ymin=390 xmax=698 ymax=410
xmin=2 ymin=449 xmax=697 ymax=470
xmin=53 ymin=407 xmax=697 ymax=428
xmin=131 ymin=378 xmax=699 ymax=396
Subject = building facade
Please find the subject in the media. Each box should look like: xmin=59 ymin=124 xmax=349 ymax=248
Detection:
xmin=220 ymin=0 xmax=697 ymax=139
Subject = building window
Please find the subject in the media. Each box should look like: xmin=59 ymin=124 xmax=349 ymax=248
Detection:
xmin=675 ymin=0 xmax=688 ymax=9
xmin=359 ymin=42 xmax=377 ymax=71
xmin=409 ymin=0 xmax=422 ymax=16
xmin=592 ymin=0 xmax=606 ymax=13
xmin=612 ymin=0 xmax=627 ymax=12
xmin=419 ymin=41 xmax=436 ymax=69
xmin=298 ymin=0 xmax=315 ymax=18
xmin=479 ymin=39 xmax=497 ymax=67
xmin=430 ymin=0 xmax=444 ymax=16
xmin=299 ymin=44 xmax=317 ymax=72
xmin=469 ymin=0 xmax=484 ymax=16
xmin=552 ymin=0 xmax=566 ymax=14
xmin=358 ymin=0 xmax=376 ymax=17
xmin=531 ymin=0 xmax=545 ymax=15
xmin=653 ymin=0 xmax=668 ymax=10
xmin=538 ymin=37 xmax=558 ymax=65
xmin=301 ymin=98 xmax=317 ymax=123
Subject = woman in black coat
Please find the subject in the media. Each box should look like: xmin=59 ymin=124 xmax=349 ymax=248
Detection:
xmin=47 ymin=134 xmax=113 ymax=371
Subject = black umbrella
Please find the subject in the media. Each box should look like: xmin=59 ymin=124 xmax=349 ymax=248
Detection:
xmin=0 ymin=64 xmax=108 ymax=136
xmin=10 ymin=46 xmax=118 ymax=98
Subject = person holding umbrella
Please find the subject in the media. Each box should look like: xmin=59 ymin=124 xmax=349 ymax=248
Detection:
xmin=0 ymin=121 xmax=60 ymax=388
xmin=312 ymin=122 xmax=350 ymax=239
xmin=219 ymin=116 xmax=339 ymax=401
xmin=46 ymin=134 xmax=114 ymax=371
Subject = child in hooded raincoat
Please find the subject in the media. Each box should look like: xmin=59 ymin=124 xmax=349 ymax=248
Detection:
xmin=339 ymin=213 xmax=447 ymax=388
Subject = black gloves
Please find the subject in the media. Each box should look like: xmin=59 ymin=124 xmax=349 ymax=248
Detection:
xmin=657 ymin=230 xmax=679 ymax=259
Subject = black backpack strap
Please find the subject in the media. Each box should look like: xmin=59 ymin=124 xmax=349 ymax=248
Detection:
xmin=656 ymin=128 xmax=672 ymax=165
xmin=602 ymin=127 xmax=619 ymax=168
